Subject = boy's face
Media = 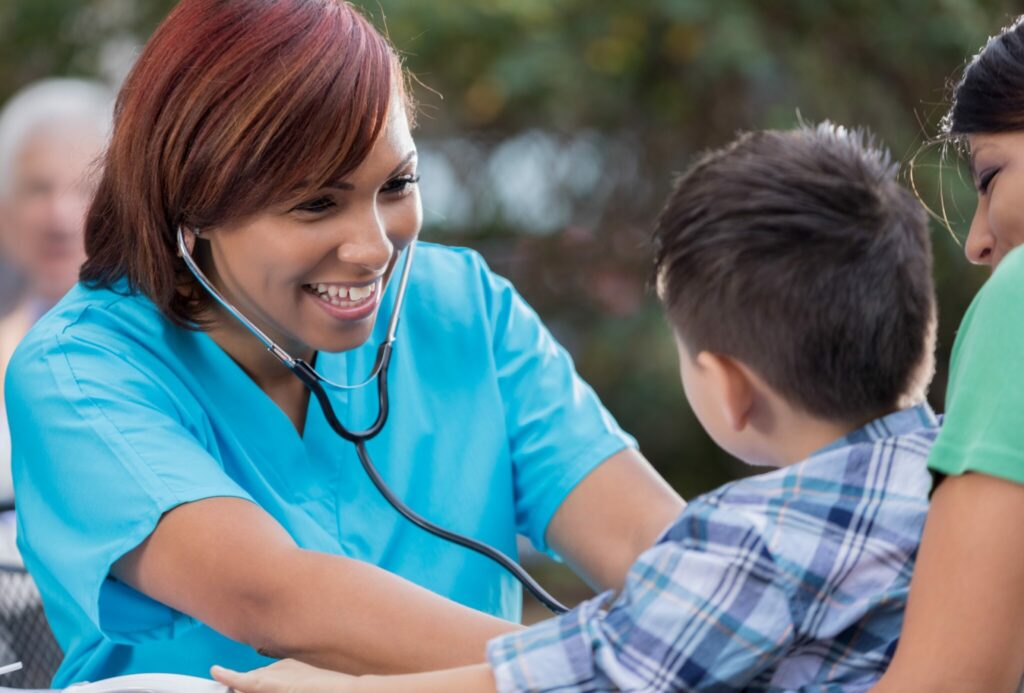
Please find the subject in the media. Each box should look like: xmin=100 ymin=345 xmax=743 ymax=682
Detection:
xmin=673 ymin=331 xmax=745 ymax=462
xmin=659 ymin=272 xmax=745 ymax=461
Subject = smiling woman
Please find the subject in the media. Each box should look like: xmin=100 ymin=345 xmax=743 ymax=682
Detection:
xmin=190 ymin=102 xmax=421 ymax=369
xmin=4 ymin=0 xmax=683 ymax=688
xmin=81 ymin=0 xmax=401 ymax=330
xmin=877 ymin=15 xmax=1024 ymax=692
xmin=962 ymin=129 xmax=1024 ymax=266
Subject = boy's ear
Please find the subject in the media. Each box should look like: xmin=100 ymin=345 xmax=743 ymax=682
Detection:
xmin=695 ymin=351 xmax=755 ymax=432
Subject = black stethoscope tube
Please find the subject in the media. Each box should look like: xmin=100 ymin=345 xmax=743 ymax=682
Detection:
xmin=292 ymin=345 xmax=570 ymax=615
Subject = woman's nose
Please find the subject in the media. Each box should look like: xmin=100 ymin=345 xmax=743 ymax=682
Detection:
xmin=335 ymin=214 xmax=393 ymax=272
xmin=964 ymin=206 xmax=995 ymax=266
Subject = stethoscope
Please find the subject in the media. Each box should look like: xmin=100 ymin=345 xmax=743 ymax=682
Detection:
xmin=177 ymin=227 xmax=569 ymax=614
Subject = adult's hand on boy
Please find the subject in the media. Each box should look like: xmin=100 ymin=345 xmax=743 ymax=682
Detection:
xmin=212 ymin=659 xmax=354 ymax=692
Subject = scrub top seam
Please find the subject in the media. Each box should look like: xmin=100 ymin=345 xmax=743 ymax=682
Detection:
xmin=51 ymin=330 xmax=238 ymax=510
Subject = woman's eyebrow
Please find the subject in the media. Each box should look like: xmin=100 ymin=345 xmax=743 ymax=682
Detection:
xmin=969 ymin=143 xmax=993 ymax=179
xmin=319 ymin=150 xmax=418 ymax=191
xmin=385 ymin=150 xmax=418 ymax=179
xmin=296 ymin=150 xmax=419 ymax=194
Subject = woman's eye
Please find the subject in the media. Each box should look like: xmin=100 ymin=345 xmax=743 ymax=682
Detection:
xmin=978 ymin=168 xmax=999 ymax=195
xmin=381 ymin=173 xmax=421 ymax=196
xmin=292 ymin=196 xmax=336 ymax=214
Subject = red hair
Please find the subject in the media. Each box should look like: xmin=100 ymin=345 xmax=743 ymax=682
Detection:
xmin=81 ymin=0 xmax=405 ymax=324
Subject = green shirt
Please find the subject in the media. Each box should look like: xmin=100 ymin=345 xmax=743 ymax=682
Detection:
xmin=929 ymin=245 xmax=1024 ymax=483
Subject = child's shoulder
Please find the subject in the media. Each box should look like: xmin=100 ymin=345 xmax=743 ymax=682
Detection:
xmin=662 ymin=404 xmax=939 ymax=571
xmin=718 ymin=404 xmax=935 ymax=505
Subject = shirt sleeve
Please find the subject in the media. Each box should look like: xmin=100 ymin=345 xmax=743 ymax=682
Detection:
xmin=486 ymin=504 xmax=796 ymax=691
xmin=478 ymin=257 xmax=637 ymax=555
xmin=5 ymin=324 xmax=253 ymax=644
xmin=929 ymin=246 xmax=1024 ymax=484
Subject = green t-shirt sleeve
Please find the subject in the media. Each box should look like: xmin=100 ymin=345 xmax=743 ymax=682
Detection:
xmin=930 ymin=246 xmax=1024 ymax=484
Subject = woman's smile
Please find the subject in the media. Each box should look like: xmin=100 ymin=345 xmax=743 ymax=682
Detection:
xmin=302 ymin=278 xmax=383 ymax=322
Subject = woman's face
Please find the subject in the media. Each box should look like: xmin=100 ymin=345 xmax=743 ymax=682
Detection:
xmin=965 ymin=130 xmax=1024 ymax=268
xmin=201 ymin=100 xmax=421 ymax=356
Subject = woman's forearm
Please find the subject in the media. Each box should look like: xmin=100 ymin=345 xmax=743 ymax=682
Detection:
xmin=115 ymin=498 xmax=520 ymax=676
xmin=547 ymin=448 xmax=684 ymax=592
xmin=875 ymin=473 xmax=1024 ymax=692
xmin=254 ymin=550 xmax=521 ymax=675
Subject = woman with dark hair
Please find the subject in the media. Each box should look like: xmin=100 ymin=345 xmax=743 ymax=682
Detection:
xmin=4 ymin=0 xmax=682 ymax=687
xmin=876 ymin=15 xmax=1024 ymax=692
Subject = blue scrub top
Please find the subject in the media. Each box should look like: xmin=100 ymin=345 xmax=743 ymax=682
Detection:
xmin=4 ymin=243 xmax=634 ymax=687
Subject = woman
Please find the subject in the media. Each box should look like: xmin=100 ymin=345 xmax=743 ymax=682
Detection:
xmin=4 ymin=0 xmax=682 ymax=686
xmin=876 ymin=15 xmax=1024 ymax=692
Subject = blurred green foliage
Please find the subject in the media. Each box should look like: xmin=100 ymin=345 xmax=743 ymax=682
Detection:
xmin=0 ymin=0 xmax=1016 ymax=501
xmin=357 ymin=0 xmax=1019 ymax=496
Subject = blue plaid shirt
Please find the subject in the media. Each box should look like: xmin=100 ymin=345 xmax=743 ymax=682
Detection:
xmin=487 ymin=404 xmax=939 ymax=692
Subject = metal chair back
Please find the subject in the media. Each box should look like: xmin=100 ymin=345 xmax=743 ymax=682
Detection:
xmin=0 ymin=531 xmax=61 ymax=689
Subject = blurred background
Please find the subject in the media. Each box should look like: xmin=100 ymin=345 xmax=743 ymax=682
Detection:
xmin=0 ymin=0 xmax=1018 ymax=618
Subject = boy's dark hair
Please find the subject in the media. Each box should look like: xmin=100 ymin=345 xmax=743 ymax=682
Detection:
xmin=653 ymin=123 xmax=935 ymax=424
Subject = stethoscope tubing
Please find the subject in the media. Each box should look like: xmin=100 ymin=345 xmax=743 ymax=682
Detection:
xmin=298 ymin=361 xmax=568 ymax=614
xmin=178 ymin=228 xmax=570 ymax=614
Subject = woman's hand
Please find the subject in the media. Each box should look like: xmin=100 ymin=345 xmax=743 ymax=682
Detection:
xmin=212 ymin=660 xmax=355 ymax=693
xmin=212 ymin=660 xmax=500 ymax=693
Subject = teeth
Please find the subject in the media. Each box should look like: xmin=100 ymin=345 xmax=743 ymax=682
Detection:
xmin=309 ymin=281 xmax=377 ymax=303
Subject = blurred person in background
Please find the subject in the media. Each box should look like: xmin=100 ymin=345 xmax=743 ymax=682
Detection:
xmin=875 ymin=14 xmax=1024 ymax=693
xmin=0 ymin=78 xmax=112 ymax=565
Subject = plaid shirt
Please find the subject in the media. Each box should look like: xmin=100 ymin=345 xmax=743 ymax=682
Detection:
xmin=488 ymin=404 xmax=939 ymax=692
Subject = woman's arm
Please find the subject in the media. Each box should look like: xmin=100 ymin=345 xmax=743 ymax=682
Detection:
xmin=874 ymin=472 xmax=1024 ymax=692
xmin=114 ymin=497 xmax=521 ymax=675
xmin=546 ymin=448 xmax=684 ymax=592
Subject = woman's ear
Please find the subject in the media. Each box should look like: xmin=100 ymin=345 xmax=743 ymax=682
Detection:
xmin=695 ymin=351 xmax=755 ymax=432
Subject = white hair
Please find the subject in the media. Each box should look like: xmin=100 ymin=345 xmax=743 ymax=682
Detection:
xmin=0 ymin=78 xmax=113 ymax=198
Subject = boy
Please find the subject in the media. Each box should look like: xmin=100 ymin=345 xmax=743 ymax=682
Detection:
xmin=213 ymin=122 xmax=940 ymax=692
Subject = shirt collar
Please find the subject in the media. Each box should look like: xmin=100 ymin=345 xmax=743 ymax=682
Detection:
xmin=817 ymin=402 xmax=939 ymax=455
